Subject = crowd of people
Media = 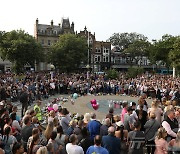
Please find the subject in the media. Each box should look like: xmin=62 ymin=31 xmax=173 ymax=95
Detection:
xmin=0 ymin=72 xmax=179 ymax=154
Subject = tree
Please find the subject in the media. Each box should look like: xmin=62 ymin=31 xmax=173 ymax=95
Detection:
xmin=0 ymin=30 xmax=43 ymax=73
xmin=108 ymin=32 xmax=147 ymax=51
xmin=169 ymin=37 xmax=180 ymax=74
xmin=149 ymin=35 xmax=177 ymax=70
xmin=107 ymin=69 xmax=118 ymax=79
xmin=48 ymin=33 xmax=88 ymax=72
xmin=124 ymin=39 xmax=151 ymax=65
xmin=127 ymin=66 xmax=144 ymax=78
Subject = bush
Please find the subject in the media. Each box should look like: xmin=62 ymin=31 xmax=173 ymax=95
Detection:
xmin=107 ymin=69 xmax=118 ymax=79
xmin=127 ymin=66 xmax=144 ymax=78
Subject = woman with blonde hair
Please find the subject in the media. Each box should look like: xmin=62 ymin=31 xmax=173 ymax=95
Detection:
xmin=44 ymin=121 xmax=54 ymax=140
xmin=154 ymin=127 xmax=168 ymax=154
xmin=36 ymin=146 xmax=48 ymax=154
xmin=83 ymin=113 xmax=91 ymax=127
xmin=148 ymin=99 xmax=163 ymax=123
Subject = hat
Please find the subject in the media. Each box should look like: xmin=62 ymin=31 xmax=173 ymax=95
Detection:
xmin=0 ymin=101 xmax=4 ymax=106
xmin=116 ymin=121 xmax=124 ymax=127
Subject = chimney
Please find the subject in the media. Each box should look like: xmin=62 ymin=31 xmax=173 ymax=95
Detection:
xmin=36 ymin=18 xmax=39 ymax=25
xmin=51 ymin=20 xmax=53 ymax=27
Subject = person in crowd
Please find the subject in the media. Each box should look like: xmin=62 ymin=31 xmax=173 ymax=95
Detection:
xmin=28 ymin=134 xmax=42 ymax=154
xmin=102 ymin=126 xmax=121 ymax=154
xmin=162 ymin=109 xmax=178 ymax=141
xmin=144 ymin=112 xmax=160 ymax=154
xmin=128 ymin=121 xmax=145 ymax=154
xmin=115 ymin=122 xmax=128 ymax=154
xmin=106 ymin=108 xmax=115 ymax=124
xmin=121 ymin=101 xmax=128 ymax=123
xmin=20 ymin=87 xmax=29 ymax=118
xmin=73 ymin=120 xmax=84 ymax=142
xmin=46 ymin=142 xmax=55 ymax=154
xmin=36 ymin=146 xmax=48 ymax=154
xmin=3 ymin=126 xmax=17 ymax=154
xmin=137 ymin=95 xmax=148 ymax=112
xmin=66 ymin=134 xmax=84 ymax=154
xmin=100 ymin=118 xmax=111 ymax=137
xmin=154 ymin=127 xmax=168 ymax=154
xmin=169 ymin=131 xmax=180 ymax=154
xmin=86 ymin=135 xmax=109 ymax=154
xmin=48 ymin=110 xmax=56 ymax=124
xmin=34 ymin=100 xmax=43 ymax=122
xmin=83 ymin=113 xmax=91 ymax=127
xmin=78 ymin=127 xmax=92 ymax=153
xmin=87 ymin=113 xmax=101 ymax=141
xmin=60 ymin=108 xmax=71 ymax=134
xmin=66 ymin=120 xmax=77 ymax=136
xmin=44 ymin=121 xmax=54 ymax=141
xmin=124 ymin=106 xmax=133 ymax=132
xmin=135 ymin=104 xmax=148 ymax=131
xmin=48 ymin=131 xmax=62 ymax=154
xmin=55 ymin=125 xmax=68 ymax=154
xmin=12 ymin=142 xmax=26 ymax=154
xmin=27 ymin=128 xmax=39 ymax=151
xmin=148 ymin=100 xmax=163 ymax=123
xmin=21 ymin=116 xmax=33 ymax=152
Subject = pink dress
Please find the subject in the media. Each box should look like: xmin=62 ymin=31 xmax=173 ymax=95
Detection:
xmin=121 ymin=108 xmax=127 ymax=123
xmin=155 ymin=138 xmax=168 ymax=154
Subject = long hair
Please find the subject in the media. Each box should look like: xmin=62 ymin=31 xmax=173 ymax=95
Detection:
xmin=3 ymin=126 xmax=11 ymax=143
xmin=28 ymin=134 xmax=39 ymax=154
xmin=44 ymin=121 xmax=54 ymax=140
xmin=156 ymin=127 xmax=167 ymax=140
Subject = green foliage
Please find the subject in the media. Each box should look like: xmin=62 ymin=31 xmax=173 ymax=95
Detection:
xmin=107 ymin=69 xmax=118 ymax=79
xmin=0 ymin=30 xmax=43 ymax=73
xmin=127 ymin=66 xmax=144 ymax=78
xmin=149 ymin=35 xmax=177 ymax=68
xmin=124 ymin=40 xmax=151 ymax=64
xmin=169 ymin=36 xmax=180 ymax=74
xmin=48 ymin=33 xmax=88 ymax=72
xmin=108 ymin=32 xmax=147 ymax=51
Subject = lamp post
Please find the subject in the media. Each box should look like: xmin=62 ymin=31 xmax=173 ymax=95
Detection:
xmin=86 ymin=64 xmax=90 ymax=94
xmin=50 ymin=64 xmax=55 ymax=80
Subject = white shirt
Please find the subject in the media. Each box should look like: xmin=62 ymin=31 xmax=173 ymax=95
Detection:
xmin=66 ymin=143 xmax=84 ymax=154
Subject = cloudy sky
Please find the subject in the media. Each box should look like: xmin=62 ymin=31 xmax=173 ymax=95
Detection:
xmin=1 ymin=0 xmax=180 ymax=41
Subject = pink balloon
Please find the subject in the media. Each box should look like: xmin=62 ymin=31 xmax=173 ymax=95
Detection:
xmin=90 ymin=99 xmax=97 ymax=105
xmin=92 ymin=103 xmax=99 ymax=110
xmin=53 ymin=104 xmax=58 ymax=112
xmin=47 ymin=107 xmax=54 ymax=112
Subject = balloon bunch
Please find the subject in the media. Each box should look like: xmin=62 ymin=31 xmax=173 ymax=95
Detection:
xmin=47 ymin=103 xmax=59 ymax=112
xmin=90 ymin=99 xmax=99 ymax=110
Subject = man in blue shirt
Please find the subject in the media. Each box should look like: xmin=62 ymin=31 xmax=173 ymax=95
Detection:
xmin=87 ymin=113 xmax=101 ymax=141
xmin=86 ymin=135 xmax=109 ymax=154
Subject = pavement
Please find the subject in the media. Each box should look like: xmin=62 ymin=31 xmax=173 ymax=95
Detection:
xmin=14 ymin=94 xmax=152 ymax=121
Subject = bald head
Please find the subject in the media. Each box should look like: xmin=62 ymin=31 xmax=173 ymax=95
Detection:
xmin=108 ymin=126 xmax=115 ymax=135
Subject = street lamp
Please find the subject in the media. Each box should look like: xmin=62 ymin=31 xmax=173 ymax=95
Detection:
xmin=86 ymin=64 xmax=90 ymax=94
xmin=50 ymin=64 xmax=55 ymax=80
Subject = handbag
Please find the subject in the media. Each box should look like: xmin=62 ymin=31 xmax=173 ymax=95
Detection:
xmin=144 ymin=120 xmax=156 ymax=141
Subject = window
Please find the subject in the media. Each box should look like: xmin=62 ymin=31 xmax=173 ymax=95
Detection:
xmin=41 ymin=39 xmax=44 ymax=45
xmin=95 ymin=48 xmax=101 ymax=53
xmin=94 ymin=55 xmax=101 ymax=62
xmin=103 ymin=48 xmax=109 ymax=54
xmin=48 ymin=40 xmax=51 ymax=46
xmin=103 ymin=56 xmax=109 ymax=62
